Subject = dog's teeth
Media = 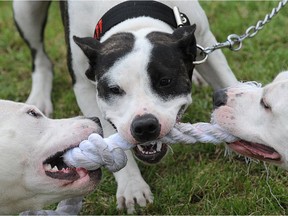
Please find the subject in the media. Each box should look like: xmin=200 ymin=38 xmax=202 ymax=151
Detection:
xmin=137 ymin=145 xmax=144 ymax=152
xmin=52 ymin=166 xmax=59 ymax=171
xmin=156 ymin=142 xmax=162 ymax=151
xmin=137 ymin=144 xmax=159 ymax=155
xmin=44 ymin=164 xmax=52 ymax=170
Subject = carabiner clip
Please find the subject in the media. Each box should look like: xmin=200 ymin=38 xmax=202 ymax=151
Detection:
xmin=193 ymin=45 xmax=208 ymax=65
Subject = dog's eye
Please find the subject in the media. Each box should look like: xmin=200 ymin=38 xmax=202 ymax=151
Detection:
xmin=260 ymin=98 xmax=271 ymax=110
xmin=109 ymin=85 xmax=124 ymax=95
xmin=27 ymin=109 xmax=41 ymax=118
xmin=159 ymin=78 xmax=172 ymax=87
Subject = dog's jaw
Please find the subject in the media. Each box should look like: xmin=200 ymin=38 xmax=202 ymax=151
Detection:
xmin=42 ymin=145 xmax=102 ymax=185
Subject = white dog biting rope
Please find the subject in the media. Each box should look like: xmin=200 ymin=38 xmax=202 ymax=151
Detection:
xmin=63 ymin=122 xmax=237 ymax=172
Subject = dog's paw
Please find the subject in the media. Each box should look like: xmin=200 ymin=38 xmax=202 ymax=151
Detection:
xmin=116 ymin=178 xmax=154 ymax=214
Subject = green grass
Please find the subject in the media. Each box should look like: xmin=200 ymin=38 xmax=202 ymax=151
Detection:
xmin=1 ymin=1 xmax=288 ymax=215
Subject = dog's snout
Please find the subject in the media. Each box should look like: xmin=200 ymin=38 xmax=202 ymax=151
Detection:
xmin=213 ymin=89 xmax=227 ymax=109
xmin=131 ymin=114 xmax=161 ymax=142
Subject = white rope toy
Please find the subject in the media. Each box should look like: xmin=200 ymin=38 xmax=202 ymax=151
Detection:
xmin=63 ymin=122 xmax=238 ymax=173
xmin=63 ymin=133 xmax=132 ymax=173
xmin=162 ymin=122 xmax=237 ymax=144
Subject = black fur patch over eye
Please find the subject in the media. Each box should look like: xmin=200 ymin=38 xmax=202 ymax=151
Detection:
xmin=146 ymin=31 xmax=193 ymax=99
xmin=159 ymin=78 xmax=172 ymax=87
xmin=97 ymin=78 xmax=125 ymax=101
xmin=109 ymin=85 xmax=124 ymax=95
xmin=147 ymin=48 xmax=192 ymax=98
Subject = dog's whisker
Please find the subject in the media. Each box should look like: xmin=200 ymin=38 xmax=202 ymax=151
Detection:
xmin=264 ymin=162 xmax=285 ymax=212
xmin=167 ymin=144 xmax=174 ymax=155
xmin=224 ymin=146 xmax=233 ymax=158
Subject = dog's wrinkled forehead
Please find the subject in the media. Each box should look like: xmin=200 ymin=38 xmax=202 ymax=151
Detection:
xmin=95 ymin=33 xmax=135 ymax=79
xmin=101 ymin=33 xmax=134 ymax=60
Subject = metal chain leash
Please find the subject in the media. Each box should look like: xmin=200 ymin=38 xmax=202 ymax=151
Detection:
xmin=193 ymin=0 xmax=287 ymax=65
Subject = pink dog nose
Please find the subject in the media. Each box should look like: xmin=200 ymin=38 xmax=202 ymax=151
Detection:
xmin=131 ymin=114 xmax=161 ymax=142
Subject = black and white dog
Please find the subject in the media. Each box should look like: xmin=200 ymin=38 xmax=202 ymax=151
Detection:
xmin=13 ymin=1 xmax=237 ymax=213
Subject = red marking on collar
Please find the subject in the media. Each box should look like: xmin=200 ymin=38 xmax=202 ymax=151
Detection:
xmin=94 ymin=19 xmax=103 ymax=40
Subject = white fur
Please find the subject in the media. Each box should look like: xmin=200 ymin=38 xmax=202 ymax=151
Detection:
xmin=213 ymin=71 xmax=288 ymax=169
xmin=0 ymin=100 xmax=102 ymax=214
xmin=13 ymin=1 xmax=238 ymax=213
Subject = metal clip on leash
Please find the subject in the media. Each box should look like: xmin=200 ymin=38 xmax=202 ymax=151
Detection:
xmin=192 ymin=0 xmax=287 ymax=65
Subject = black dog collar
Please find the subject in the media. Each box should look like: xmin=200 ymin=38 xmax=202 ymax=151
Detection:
xmin=94 ymin=1 xmax=190 ymax=40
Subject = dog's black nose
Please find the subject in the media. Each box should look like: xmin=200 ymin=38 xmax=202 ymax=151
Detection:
xmin=213 ymin=89 xmax=227 ymax=109
xmin=131 ymin=114 xmax=161 ymax=142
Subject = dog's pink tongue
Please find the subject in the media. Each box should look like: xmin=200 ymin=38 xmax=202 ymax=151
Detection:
xmin=228 ymin=140 xmax=281 ymax=161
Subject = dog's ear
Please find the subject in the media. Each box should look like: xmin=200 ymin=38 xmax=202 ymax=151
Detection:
xmin=73 ymin=36 xmax=102 ymax=81
xmin=73 ymin=36 xmax=101 ymax=61
xmin=172 ymin=24 xmax=197 ymax=58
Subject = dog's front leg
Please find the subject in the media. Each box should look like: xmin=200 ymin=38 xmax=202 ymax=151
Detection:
xmin=13 ymin=1 xmax=53 ymax=116
xmin=114 ymin=150 xmax=153 ymax=214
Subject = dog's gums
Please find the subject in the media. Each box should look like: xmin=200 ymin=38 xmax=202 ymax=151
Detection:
xmin=228 ymin=140 xmax=282 ymax=162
